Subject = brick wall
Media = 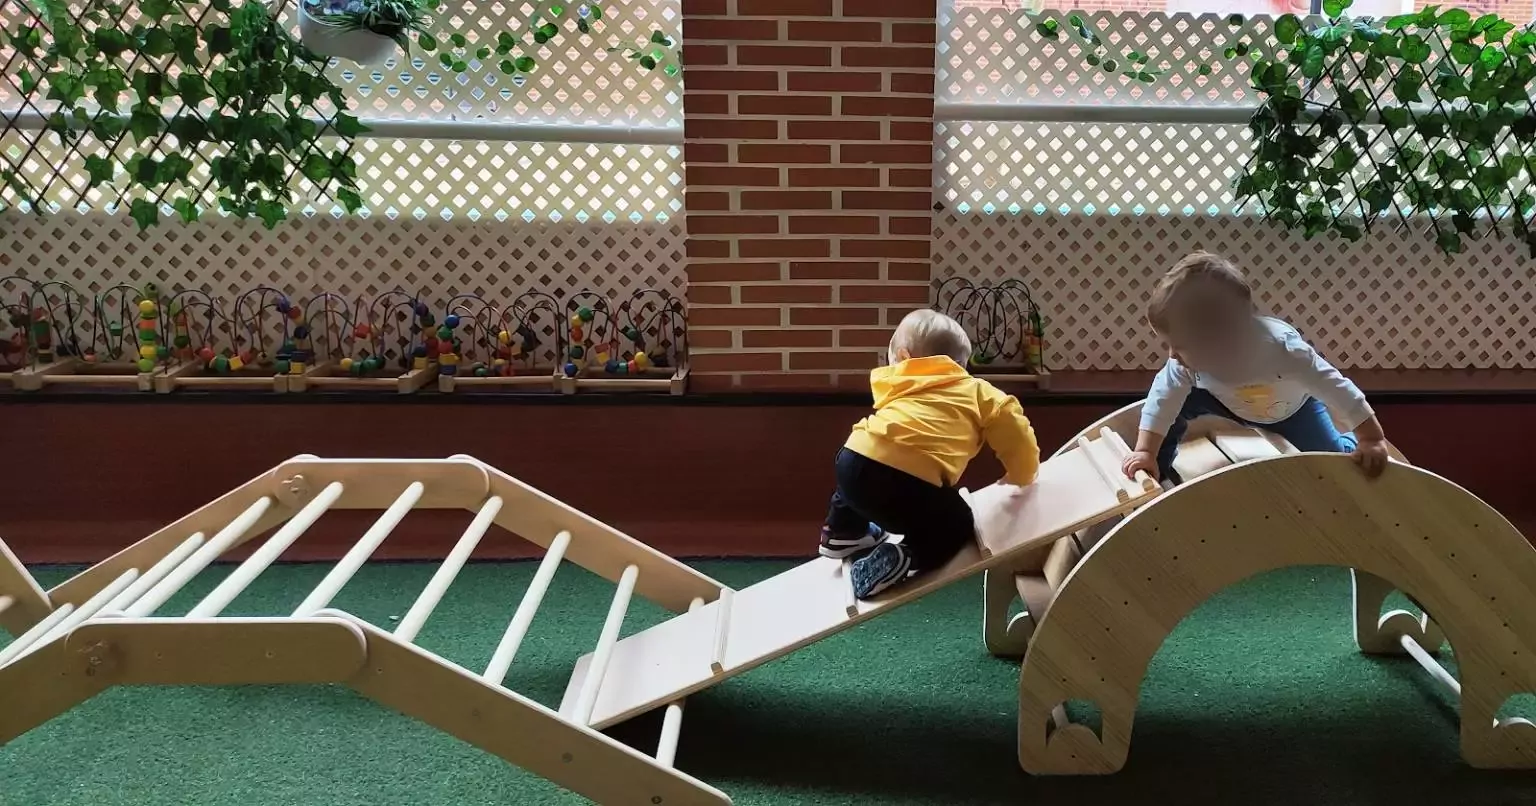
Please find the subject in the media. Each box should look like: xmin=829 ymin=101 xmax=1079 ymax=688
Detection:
xmin=681 ymin=0 xmax=938 ymax=391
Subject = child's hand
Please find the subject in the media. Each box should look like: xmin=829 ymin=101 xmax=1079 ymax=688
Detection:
xmin=1352 ymin=438 xmax=1390 ymax=477
xmin=1122 ymin=450 xmax=1159 ymax=481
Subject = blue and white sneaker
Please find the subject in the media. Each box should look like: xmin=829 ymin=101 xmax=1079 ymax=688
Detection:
xmin=818 ymin=523 xmax=888 ymax=559
xmin=850 ymin=542 xmax=916 ymax=599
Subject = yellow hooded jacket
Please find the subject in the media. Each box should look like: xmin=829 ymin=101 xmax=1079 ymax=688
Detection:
xmin=843 ymin=355 xmax=1041 ymax=488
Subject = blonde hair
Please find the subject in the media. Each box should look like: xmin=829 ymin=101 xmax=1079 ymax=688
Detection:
xmin=889 ymin=309 xmax=972 ymax=365
xmin=1147 ymin=251 xmax=1253 ymax=335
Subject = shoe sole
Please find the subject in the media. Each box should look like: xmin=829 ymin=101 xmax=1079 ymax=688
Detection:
xmin=818 ymin=536 xmax=886 ymax=560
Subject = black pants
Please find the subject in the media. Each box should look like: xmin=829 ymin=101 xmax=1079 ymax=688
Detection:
xmin=824 ymin=447 xmax=974 ymax=572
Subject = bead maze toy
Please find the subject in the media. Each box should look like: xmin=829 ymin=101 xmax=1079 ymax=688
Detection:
xmin=11 ymin=282 xmax=160 ymax=392
xmin=0 ymin=277 xmax=36 ymax=389
xmin=153 ymin=288 xmax=289 ymax=393
xmin=558 ymin=290 xmax=688 ymax=395
xmin=288 ymin=290 xmax=438 ymax=393
xmin=935 ymin=277 xmax=1051 ymax=389
xmin=436 ymin=291 xmax=563 ymax=393
xmin=4 ymin=420 xmax=1535 ymax=803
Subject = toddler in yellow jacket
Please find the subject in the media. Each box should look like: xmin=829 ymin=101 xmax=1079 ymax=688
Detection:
xmin=823 ymin=309 xmax=1041 ymax=600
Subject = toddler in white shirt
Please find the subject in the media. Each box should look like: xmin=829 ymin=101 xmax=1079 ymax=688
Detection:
xmin=1121 ymin=252 xmax=1391 ymax=483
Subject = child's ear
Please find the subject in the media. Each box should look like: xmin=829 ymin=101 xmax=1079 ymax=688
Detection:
xmin=895 ymin=347 xmax=912 ymax=361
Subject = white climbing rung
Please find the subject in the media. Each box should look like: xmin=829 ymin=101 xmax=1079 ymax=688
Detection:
xmin=572 ymin=563 xmax=640 ymax=726
xmin=709 ymin=588 xmax=733 ymax=674
xmin=1400 ymin=633 xmax=1461 ymax=697
xmin=102 ymin=533 xmax=208 ymax=615
xmin=395 ymin=495 xmax=503 ymax=643
xmin=188 ymin=482 xmax=344 ymax=618
xmin=294 ymin=482 xmax=424 ymax=616
xmin=657 ymin=596 xmax=706 ymax=768
xmin=8 ymin=569 xmax=140 ymax=665
xmin=483 ymin=530 xmax=572 ymax=684
xmin=126 ymin=495 xmax=275 ymax=617
xmin=0 ymin=603 xmax=76 ymax=668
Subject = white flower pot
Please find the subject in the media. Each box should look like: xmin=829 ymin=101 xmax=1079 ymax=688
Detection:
xmin=299 ymin=4 xmax=399 ymax=66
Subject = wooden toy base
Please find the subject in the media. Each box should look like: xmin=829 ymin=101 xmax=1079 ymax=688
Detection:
xmin=155 ymin=362 xmax=287 ymax=393
xmin=11 ymin=359 xmax=154 ymax=392
xmin=438 ymin=369 xmax=560 ymax=393
xmin=975 ymin=366 xmax=1050 ymax=389
xmin=559 ymin=365 xmax=688 ymax=395
xmin=289 ymin=362 xmax=439 ymax=394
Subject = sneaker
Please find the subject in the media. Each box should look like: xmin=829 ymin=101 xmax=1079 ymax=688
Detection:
xmin=819 ymin=523 xmax=888 ymax=559
xmin=850 ymin=542 xmax=917 ymax=600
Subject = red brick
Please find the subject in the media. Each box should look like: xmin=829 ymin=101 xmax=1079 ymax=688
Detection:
xmin=892 ymin=22 xmax=937 ymax=43
xmin=687 ymin=239 xmax=732 ymax=258
xmin=887 ymin=215 xmax=932 ymax=235
xmin=687 ymin=215 xmax=781 ymax=235
xmin=683 ymin=44 xmax=730 ymax=66
xmin=887 ymin=168 xmax=933 ymax=187
xmin=842 ymin=0 xmax=935 ymax=17
xmin=787 ymin=20 xmax=883 ymax=41
xmin=743 ymin=329 xmax=834 ymax=348
xmin=789 ymin=351 xmax=881 ymax=370
xmin=788 ymin=167 xmax=880 ymax=188
xmin=690 ymin=328 xmax=736 ymax=349
xmin=686 ymin=70 xmax=780 ymax=91
xmin=688 ymin=166 xmax=780 ymax=187
xmin=735 ymin=373 xmax=837 ymax=391
xmin=789 ymin=261 xmax=881 ymax=280
xmin=686 ymin=19 xmax=779 ymax=40
xmin=739 ymin=239 xmax=833 ymax=259
xmin=741 ymin=190 xmax=833 ymax=209
xmin=889 ymin=121 xmax=935 ymax=141
xmin=841 ymin=143 xmax=931 ymax=165
xmin=741 ymin=283 xmax=834 ymax=303
xmin=885 ymin=306 xmax=926 ymax=325
xmin=789 ymin=215 xmax=881 ymax=235
xmin=685 ymin=118 xmax=779 ymax=140
xmin=688 ymin=285 xmax=734 ymax=304
xmin=681 ymin=0 xmax=726 ymax=14
xmin=888 ymin=261 xmax=931 ymax=281
xmin=787 ymin=120 xmax=881 ymax=141
xmin=685 ymin=190 xmax=731 ymax=211
xmin=842 ymin=47 xmax=934 ymax=68
xmin=836 ymin=372 xmax=874 ymax=391
xmin=841 ymin=239 xmax=931 ymax=258
xmin=738 ymin=0 xmax=831 ymax=14
xmin=689 ymin=261 xmax=783 ymax=282
xmin=684 ymin=142 xmax=730 ymax=163
xmin=691 ymin=306 xmax=782 ymax=326
xmin=890 ymin=72 xmax=936 ymax=94
xmin=840 ymin=284 xmax=931 ymax=304
xmin=683 ymin=94 xmax=731 ymax=118
xmin=787 ymin=71 xmax=883 ymax=92
xmin=842 ymin=96 xmax=934 ymax=118
xmin=790 ymin=306 xmax=880 ymax=325
xmin=738 ymin=45 xmax=832 ymax=67
xmin=844 ymin=190 xmax=932 ymax=211
xmin=693 ymin=352 xmax=786 ymax=373
xmin=738 ymin=94 xmax=833 ymax=116
xmin=840 ymin=328 xmax=896 ymax=347
xmin=739 ymin=144 xmax=831 ymax=164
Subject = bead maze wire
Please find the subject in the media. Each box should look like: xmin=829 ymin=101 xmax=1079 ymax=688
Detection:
xmin=298 ymin=291 xmax=356 ymax=372
xmin=229 ymin=286 xmax=291 ymax=374
xmin=0 ymin=276 xmax=38 ymax=372
xmin=441 ymin=291 xmax=562 ymax=380
xmin=91 ymin=283 xmax=153 ymax=369
xmin=28 ymin=280 xmax=89 ymax=368
xmin=934 ymin=277 xmax=1048 ymax=376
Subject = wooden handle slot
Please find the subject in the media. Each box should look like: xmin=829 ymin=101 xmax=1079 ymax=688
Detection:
xmin=1077 ymin=435 xmax=1130 ymax=503
xmin=710 ymin=588 xmax=734 ymax=675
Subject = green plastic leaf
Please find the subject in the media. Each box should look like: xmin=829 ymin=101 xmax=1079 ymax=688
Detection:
xmin=1227 ymin=14 xmax=1244 ymax=26
xmin=140 ymin=0 xmax=175 ymax=20
xmin=1068 ymin=13 xmax=1085 ymax=28
xmin=255 ymin=200 xmax=286 ymax=229
xmin=1478 ymin=45 xmax=1505 ymax=70
xmin=450 ymin=33 xmax=468 ymax=48
xmin=1036 ymin=18 xmax=1060 ymax=39
xmin=129 ymin=199 xmax=159 ymax=230
xmin=1275 ymin=14 xmax=1301 ymax=45
xmin=1401 ymin=35 xmax=1431 ymax=63
xmin=515 ymin=56 xmax=536 ymax=72
xmin=128 ymin=106 xmax=163 ymax=143
xmin=1086 ymin=53 xmax=1101 ymax=66
xmin=651 ymin=29 xmax=668 ymax=44
xmin=591 ymin=4 xmax=603 ymax=19
xmin=84 ymin=155 xmax=115 ymax=188
xmin=1198 ymin=63 xmax=1211 ymax=76
xmin=552 ymin=4 xmax=566 ymax=14
xmin=172 ymin=197 xmax=199 ymax=223
xmin=1322 ymin=0 xmax=1347 ymax=19
xmin=1438 ymin=8 xmax=1470 ymax=26
xmin=1436 ymin=230 xmax=1464 ymax=254
xmin=577 ymin=19 xmax=589 ymax=33
xmin=338 ymin=188 xmax=364 ymax=214
xmin=639 ymin=55 xmax=656 ymax=70
xmin=205 ymin=26 xmax=232 ymax=55
xmin=1450 ymin=41 xmax=1481 ymax=64
xmin=1301 ymin=43 xmax=1325 ymax=79
xmin=302 ymin=153 xmax=332 ymax=183
xmin=176 ymin=73 xmax=208 ymax=106
xmin=499 ymin=59 xmax=516 ymax=74
xmin=1380 ymin=105 xmax=1410 ymax=131
xmin=333 ymin=114 xmax=368 ymax=137
xmin=141 ymin=28 xmax=175 ymax=57
xmin=1471 ymin=12 xmax=1498 ymax=33
xmin=439 ymin=52 xmax=455 ymax=68
xmin=419 ymin=33 xmax=437 ymax=51
xmin=1103 ymin=58 xmax=1117 ymax=72
xmin=1486 ymin=20 xmax=1515 ymax=41
xmin=539 ymin=22 xmax=559 ymax=37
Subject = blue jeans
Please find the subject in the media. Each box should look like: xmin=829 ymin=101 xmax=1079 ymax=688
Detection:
xmin=1157 ymin=388 xmax=1357 ymax=482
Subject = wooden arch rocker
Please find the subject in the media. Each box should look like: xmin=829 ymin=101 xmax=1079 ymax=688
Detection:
xmin=980 ymin=401 xmax=1536 ymax=775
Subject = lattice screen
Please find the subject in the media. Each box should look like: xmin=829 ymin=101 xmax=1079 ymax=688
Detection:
xmin=935 ymin=6 xmax=1536 ymax=371
xmin=0 ymin=0 xmax=684 ymax=305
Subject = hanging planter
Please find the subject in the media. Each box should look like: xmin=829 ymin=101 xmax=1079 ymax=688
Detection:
xmin=298 ymin=0 xmax=421 ymax=66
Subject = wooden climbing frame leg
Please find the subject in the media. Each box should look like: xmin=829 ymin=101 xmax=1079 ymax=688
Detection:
xmin=982 ymin=567 xmax=1031 ymax=658
xmin=1351 ymin=569 xmax=1443 ymax=655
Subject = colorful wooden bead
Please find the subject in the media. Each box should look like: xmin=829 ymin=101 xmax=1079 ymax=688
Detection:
xmin=627 ymin=359 xmax=638 ymax=373
xmin=198 ymin=346 xmax=216 ymax=362
xmin=137 ymin=299 xmax=157 ymax=317
xmin=437 ymin=325 xmax=453 ymax=341
xmin=354 ymin=323 xmax=371 ymax=339
xmin=563 ymin=362 xmax=578 ymax=377
xmin=498 ymin=330 xmax=511 ymax=345
xmin=138 ymin=344 xmax=156 ymax=360
xmin=275 ymin=298 xmax=291 ymax=314
xmin=174 ymin=334 xmax=190 ymax=348
xmin=572 ymin=326 xmax=584 ymax=342
xmin=634 ymin=351 xmax=651 ymax=370
xmin=340 ymin=357 xmax=354 ymax=371
xmin=287 ymin=306 xmax=303 ymax=321
xmin=569 ymin=345 xmax=584 ymax=360
xmin=474 ymin=364 xmax=489 ymax=377
xmin=137 ymin=357 xmax=155 ymax=372
xmin=445 ymin=314 xmax=460 ymax=329
xmin=155 ymin=345 xmax=170 ymax=360
xmin=212 ymin=355 xmax=230 ymax=373
xmin=413 ymin=356 xmax=428 ymax=371
xmin=577 ymin=306 xmax=594 ymax=323
xmin=293 ymin=325 xmax=309 ymax=339
xmin=229 ymin=355 xmax=245 ymax=371
xmin=83 ymin=351 xmax=97 ymax=363
xmin=275 ymin=358 xmax=291 ymax=374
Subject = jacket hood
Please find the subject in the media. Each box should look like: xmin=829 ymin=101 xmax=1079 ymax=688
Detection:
xmin=869 ymin=355 xmax=970 ymax=406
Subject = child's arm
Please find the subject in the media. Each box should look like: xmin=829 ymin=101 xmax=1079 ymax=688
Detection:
xmin=1281 ymin=334 xmax=1389 ymax=475
xmin=1126 ymin=358 xmax=1195 ymax=478
xmin=979 ymin=386 xmax=1040 ymax=487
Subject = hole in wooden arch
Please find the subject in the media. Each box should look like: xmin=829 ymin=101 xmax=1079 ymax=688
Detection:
xmin=1495 ymin=694 xmax=1536 ymax=730
xmin=1046 ymin=699 xmax=1104 ymax=742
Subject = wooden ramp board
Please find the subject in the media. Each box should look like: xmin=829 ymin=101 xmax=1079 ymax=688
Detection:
xmin=561 ymin=441 xmax=1159 ymax=730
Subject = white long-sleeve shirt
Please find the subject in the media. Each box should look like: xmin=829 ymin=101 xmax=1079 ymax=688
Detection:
xmin=1140 ymin=317 xmax=1374 ymax=436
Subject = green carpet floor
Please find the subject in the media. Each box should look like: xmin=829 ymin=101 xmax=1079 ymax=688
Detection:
xmin=2 ymin=561 xmax=1533 ymax=805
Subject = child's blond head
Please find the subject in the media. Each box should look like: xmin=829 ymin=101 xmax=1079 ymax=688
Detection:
xmin=1147 ymin=252 xmax=1253 ymax=340
xmin=889 ymin=309 xmax=972 ymax=366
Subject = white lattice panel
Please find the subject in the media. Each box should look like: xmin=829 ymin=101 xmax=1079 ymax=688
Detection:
xmin=0 ymin=213 xmax=684 ymax=311
xmin=934 ymin=210 xmax=1536 ymax=370
xmin=939 ymin=5 xmax=1282 ymax=106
